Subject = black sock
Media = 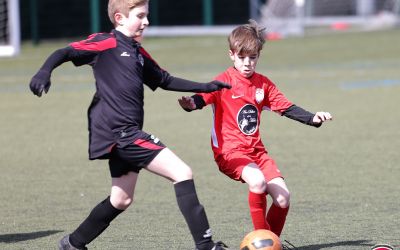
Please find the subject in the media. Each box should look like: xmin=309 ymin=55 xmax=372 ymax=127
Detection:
xmin=69 ymin=196 xmax=124 ymax=248
xmin=174 ymin=179 xmax=214 ymax=250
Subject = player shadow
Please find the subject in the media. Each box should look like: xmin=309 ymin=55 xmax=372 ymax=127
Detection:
xmin=0 ymin=230 xmax=62 ymax=243
xmin=294 ymin=239 xmax=373 ymax=249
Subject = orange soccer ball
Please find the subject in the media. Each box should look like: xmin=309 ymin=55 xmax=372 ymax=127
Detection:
xmin=240 ymin=229 xmax=282 ymax=250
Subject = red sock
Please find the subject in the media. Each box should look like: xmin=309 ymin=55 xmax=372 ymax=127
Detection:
xmin=266 ymin=203 xmax=289 ymax=236
xmin=248 ymin=191 xmax=270 ymax=230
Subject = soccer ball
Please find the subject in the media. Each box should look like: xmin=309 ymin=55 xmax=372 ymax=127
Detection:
xmin=240 ymin=229 xmax=282 ymax=250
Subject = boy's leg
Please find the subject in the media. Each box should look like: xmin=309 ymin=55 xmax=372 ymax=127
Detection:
xmin=67 ymin=197 xmax=124 ymax=249
xmin=241 ymin=164 xmax=269 ymax=230
xmin=145 ymin=148 xmax=217 ymax=250
xmin=266 ymin=177 xmax=290 ymax=237
xmin=266 ymin=203 xmax=289 ymax=237
xmin=66 ymin=172 xmax=138 ymax=249
xmin=174 ymin=179 xmax=214 ymax=250
xmin=248 ymin=191 xmax=269 ymax=230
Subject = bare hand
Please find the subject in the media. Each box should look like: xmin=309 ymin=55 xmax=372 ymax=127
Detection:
xmin=313 ymin=111 xmax=333 ymax=124
xmin=178 ymin=96 xmax=196 ymax=110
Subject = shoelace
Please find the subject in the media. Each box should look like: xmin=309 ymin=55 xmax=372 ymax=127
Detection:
xmin=282 ymin=240 xmax=298 ymax=250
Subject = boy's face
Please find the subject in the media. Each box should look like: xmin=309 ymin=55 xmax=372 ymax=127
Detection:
xmin=229 ymin=50 xmax=259 ymax=78
xmin=115 ymin=3 xmax=149 ymax=39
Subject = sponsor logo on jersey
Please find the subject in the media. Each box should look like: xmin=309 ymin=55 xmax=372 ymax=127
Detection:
xmin=232 ymin=94 xmax=244 ymax=99
xmin=237 ymin=104 xmax=258 ymax=135
xmin=255 ymin=88 xmax=264 ymax=104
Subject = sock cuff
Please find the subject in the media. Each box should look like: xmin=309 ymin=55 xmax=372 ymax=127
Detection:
xmin=271 ymin=202 xmax=290 ymax=211
xmin=104 ymin=196 xmax=124 ymax=211
xmin=248 ymin=191 xmax=266 ymax=199
xmin=101 ymin=196 xmax=124 ymax=221
xmin=174 ymin=179 xmax=196 ymax=196
xmin=248 ymin=191 xmax=266 ymax=208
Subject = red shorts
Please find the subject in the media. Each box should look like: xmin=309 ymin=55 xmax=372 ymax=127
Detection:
xmin=215 ymin=149 xmax=282 ymax=183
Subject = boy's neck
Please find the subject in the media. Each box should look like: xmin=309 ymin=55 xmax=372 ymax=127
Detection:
xmin=115 ymin=27 xmax=132 ymax=38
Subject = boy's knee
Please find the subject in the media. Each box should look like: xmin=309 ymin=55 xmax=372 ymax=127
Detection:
xmin=274 ymin=193 xmax=290 ymax=208
xmin=173 ymin=167 xmax=193 ymax=182
xmin=248 ymin=179 xmax=266 ymax=193
xmin=182 ymin=168 xmax=193 ymax=180
xmin=111 ymin=196 xmax=134 ymax=210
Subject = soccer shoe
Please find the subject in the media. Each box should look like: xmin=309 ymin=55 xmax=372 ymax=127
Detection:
xmin=211 ymin=241 xmax=230 ymax=250
xmin=58 ymin=235 xmax=88 ymax=250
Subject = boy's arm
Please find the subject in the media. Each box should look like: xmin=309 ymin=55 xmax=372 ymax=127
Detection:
xmin=140 ymin=46 xmax=230 ymax=93
xmin=160 ymin=76 xmax=231 ymax=93
xmin=282 ymin=105 xmax=332 ymax=127
xmin=178 ymin=95 xmax=206 ymax=112
xmin=29 ymin=46 xmax=76 ymax=97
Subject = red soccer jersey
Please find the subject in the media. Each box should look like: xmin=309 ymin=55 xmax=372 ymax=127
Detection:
xmin=198 ymin=67 xmax=293 ymax=157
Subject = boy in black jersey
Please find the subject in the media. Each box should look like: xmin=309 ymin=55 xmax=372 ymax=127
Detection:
xmin=29 ymin=0 xmax=230 ymax=249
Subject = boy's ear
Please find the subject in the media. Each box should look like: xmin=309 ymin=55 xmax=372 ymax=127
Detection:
xmin=114 ymin=12 xmax=125 ymax=26
xmin=229 ymin=50 xmax=235 ymax=61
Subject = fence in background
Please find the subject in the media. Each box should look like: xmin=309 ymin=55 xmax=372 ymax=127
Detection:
xmin=1 ymin=0 xmax=399 ymax=57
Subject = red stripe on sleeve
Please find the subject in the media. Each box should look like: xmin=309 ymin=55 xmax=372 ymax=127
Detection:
xmin=70 ymin=33 xmax=117 ymax=51
xmin=139 ymin=47 xmax=168 ymax=72
xmin=139 ymin=47 xmax=159 ymax=65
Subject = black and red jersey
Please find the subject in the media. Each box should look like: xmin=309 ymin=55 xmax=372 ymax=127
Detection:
xmin=68 ymin=29 xmax=172 ymax=159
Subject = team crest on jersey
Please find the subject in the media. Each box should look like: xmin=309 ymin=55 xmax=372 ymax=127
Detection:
xmin=237 ymin=104 xmax=258 ymax=135
xmin=255 ymin=88 xmax=264 ymax=104
xmin=138 ymin=54 xmax=144 ymax=66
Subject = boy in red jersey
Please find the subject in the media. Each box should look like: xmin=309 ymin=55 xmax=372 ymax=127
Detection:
xmin=29 ymin=0 xmax=231 ymax=249
xmin=179 ymin=20 xmax=332 ymax=237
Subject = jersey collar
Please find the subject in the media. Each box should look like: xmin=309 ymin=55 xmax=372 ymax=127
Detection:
xmin=228 ymin=67 xmax=257 ymax=85
xmin=112 ymin=29 xmax=140 ymax=48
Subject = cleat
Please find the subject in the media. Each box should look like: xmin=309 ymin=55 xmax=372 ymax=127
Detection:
xmin=58 ymin=235 xmax=88 ymax=250
xmin=211 ymin=241 xmax=230 ymax=250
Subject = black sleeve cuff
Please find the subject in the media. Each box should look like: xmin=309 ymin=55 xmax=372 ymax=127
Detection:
xmin=182 ymin=95 xmax=206 ymax=112
xmin=192 ymin=95 xmax=206 ymax=109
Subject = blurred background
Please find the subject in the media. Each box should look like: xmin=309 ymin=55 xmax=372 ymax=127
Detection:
xmin=1 ymin=1 xmax=400 ymax=249
xmin=1 ymin=0 xmax=400 ymax=56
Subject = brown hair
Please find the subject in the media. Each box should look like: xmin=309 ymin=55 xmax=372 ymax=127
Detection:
xmin=228 ymin=19 xmax=266 ymax=55
xmin=108 ymin=0 xmax=149 ymax=26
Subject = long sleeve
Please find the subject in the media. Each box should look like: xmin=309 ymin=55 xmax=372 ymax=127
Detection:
xmin=282 ymin=105 xmax=321 ymax=127
xmin=160 ymin=76 xmax=228 ymax=93
xmin=38 ymin=46 xmax=77 ymax=73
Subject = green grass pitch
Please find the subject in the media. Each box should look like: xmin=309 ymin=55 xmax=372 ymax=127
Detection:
xmin=1 ymin=29 xmax=400 ymax=249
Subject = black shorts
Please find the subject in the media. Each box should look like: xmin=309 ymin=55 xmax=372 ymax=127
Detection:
xmin=108 ymin=133 xmax=165 ymax=178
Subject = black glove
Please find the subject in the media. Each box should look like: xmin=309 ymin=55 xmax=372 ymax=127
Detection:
xmin=204 ymin=80 xmax=232 ymax=93
xmin=29 ymin=70 xmax=51 ymax=97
